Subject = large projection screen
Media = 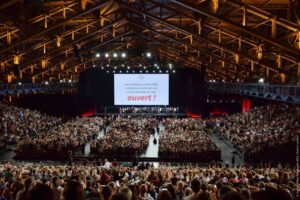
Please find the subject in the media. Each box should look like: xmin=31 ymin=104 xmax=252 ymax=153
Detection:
xmin=114 ymin=74 xmax=169 ymax=105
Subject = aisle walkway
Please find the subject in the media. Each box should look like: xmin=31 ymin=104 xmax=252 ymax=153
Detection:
xmin=139 ymin=123 xmax=164 ymax=158
xmin=84 ymin=128 xmax=106 ymax=156
xmin=0 ymin=148 xmax=15 ymax=161
xmin=208 ymin=132 xmax=243 ymax=166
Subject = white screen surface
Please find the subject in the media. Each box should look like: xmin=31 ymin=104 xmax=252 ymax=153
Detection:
xmin=114 ymin=74 xmax=169 ymax=105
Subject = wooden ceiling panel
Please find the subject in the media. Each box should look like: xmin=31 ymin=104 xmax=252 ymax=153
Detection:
xmin=0 ymin=0 xmax=299 ymax=84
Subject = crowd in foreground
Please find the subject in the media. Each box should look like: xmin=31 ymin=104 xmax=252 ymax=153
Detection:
xmin=159 ymin=119 xmax=220 ymax=162
xmin=215 ymin=105 xmax=300 ymax=161
xmin=0 ymin=161 xmax=298 ymax=200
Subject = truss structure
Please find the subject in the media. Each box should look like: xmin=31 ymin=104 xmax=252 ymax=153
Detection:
xmin=0 ymin=0 xmax=299 ymax=84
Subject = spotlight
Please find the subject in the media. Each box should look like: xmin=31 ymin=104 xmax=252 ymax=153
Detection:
xmin=139 ymin=64 xmax=142 ymax=67
xmin=156 ymin=66 xmax=159 ymax=69
xmin=166 ymin=70 xmax=169 ymax=73
xmin=121 ymin=64 xmax=124 ymax=67
xmin=68 ymin=79 xmax=72 ymax=83
xmin=106 ymin=64 xmax=110 ymax=67
xmin=96 ymin=53 xmax=100 ymax=58
xmin=143 ymin=66 xmax=146 ymax=69
xmin=127 ymin=66 xmax=130 ymax=69
xmin=113 ymin=53 xmax=118 ymax=58
xmin=45 ymin=81 xmax=49 ymax=85
xmin=114 ymin=67 xmax=117 ymax=69
xmin=106 ymin=70 xmax=109 ymax=73
xmin=113 ymin=70 xmax=115 ymax=73
xmin=146 ymin=52 xmax=151 ymax=58
xmin=119 ymin=70 xmax=122 ymax=73
xmin=172 ymin=70 xmax=176 ymax=73
xmin=169 ymin=63 xmax=173 ymax=69
xmin=154 ymin=63 xmax=157 ymax=67
xmin=258 ymin=78 xmax=264 ymax=83
xmin=121 ymin=53 xmax=126 ymax=58
xmin=132 ymin=70 xmax=135 ymax=73
xmin=237 ymin=79 xmax=240 ymax=82
xmin=93 ymin=64 xmax=96 ymax=68
xmin=105 ymin=53 xmax=109 ymax=58
xmin=159 ymin=70 xmax=162 ymax=73
xmin=126 ymin=70 xmax=129 ymax=73
xmin=101 ymin=67 xmax=104 ymax=69
xmin=153 ymin=70 xmax=155 ymax=73
xmin=146 ymin=70 xmax=148 ymax=73
xmin=18 ymin=82 xmax=22 ymax=85
xmin=140 ymin=70 xmax=142 ymax=73
xmin=59 ymin=80 xmax=63 ymax=83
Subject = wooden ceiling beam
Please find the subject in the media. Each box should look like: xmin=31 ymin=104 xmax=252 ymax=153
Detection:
xmin=0 ymin=0 xmax=113 ymax=55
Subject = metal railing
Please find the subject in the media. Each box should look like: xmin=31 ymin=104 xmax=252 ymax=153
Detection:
xmin=208 ymin=82 xmax=300 ymax=104
xmin=0 ymin=83 xmax=75 ymax=95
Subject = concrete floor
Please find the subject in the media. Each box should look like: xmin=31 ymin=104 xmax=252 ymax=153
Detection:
xmin=209 ymin=133 xmax=244 ymax=167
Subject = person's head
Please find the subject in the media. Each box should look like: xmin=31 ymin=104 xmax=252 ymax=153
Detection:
xmin=192 ymin=191 xmax=212 ymax=200
xmin=118 ymin=187 xmax=132 ymax=200
xmin=102 ymin=185 xmax=113 ymax=200
xmin=177 ymin=181 xmax=184 ymax=190
xmin=263 ymin=186 xmax=294 ymax=200
xmin=0 ymin=185 xmax=6 ymax=197
xmin=219 ymin=186 xmax=233 ymax=200
xmin=24 ymin=177 xmax=34 ymax=191
xmin=184 ymin=187 xmax=192 ymax=197
xmin=139 ymin=184 xmax=148 ymax=195
xmin=108 ymin=182 xmax=117 ymax=193
xmin=30 ymin=183 xmax=54 ymax=200
xmin=166 ymin=183 xmax=176 ymax=198
xmin=191 ymin=179 xmax=201 ymax=193
xmin=109 ymin=193 xmax=128 ymax=200
xmin=63 ymin=180 xmax=84 ymax=200
xmin=240 ymin=189 xmax=251 ymax=200
xmin=51 ymin=177 xmax=59 ymax=188
xmin=84 ymin=191 xmax=104 ymax=200
xmin=157 ymin=190 xmax=172 ymax=200
xmin=222 ymin=191 xmax=245 ymax=200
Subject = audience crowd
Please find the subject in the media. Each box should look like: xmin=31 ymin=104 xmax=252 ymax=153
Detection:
xmin=91 ymin=116 xmax=158 ymax=159
xmin=215 ymin=105 xmax=300 ymax=162
xmin=0 ymin=102 xmax=61 ymax=149
xmin=0 ymin=101 xmax=299 ymax=165
xmin=16 ymin=117 xmax=105 ymax=159
xmin=119 ymin=107 xmax=181 ymax=114
xmin=0 ymin=161 xmax=297 ymax=200
xmin=159 ymin=119 xmax=221 ymax=162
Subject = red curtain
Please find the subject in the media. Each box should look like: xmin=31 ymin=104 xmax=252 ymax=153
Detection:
xmin=242 ymin=99 xmax=251 ymax=113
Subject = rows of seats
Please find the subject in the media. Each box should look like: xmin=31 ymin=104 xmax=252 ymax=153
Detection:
xmin=91 ymin=116 xmax=157 ymax=159
xmin=215 ymin=105 xmax=299 ymax=163
xmin=16 ymin=117 xmax=105 ymax=159
xmin=0 ymin=102 xmax=61 ymax=149
xmin=159 ymin=118 xmax=221 ymax=162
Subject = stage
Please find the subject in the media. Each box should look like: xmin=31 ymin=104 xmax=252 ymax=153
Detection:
xmin=95 ymin=113 xmax=186 ymax=117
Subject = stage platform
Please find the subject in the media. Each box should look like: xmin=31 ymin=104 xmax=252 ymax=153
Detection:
xmin=95 ymin=113 xmax=186 ymax=117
